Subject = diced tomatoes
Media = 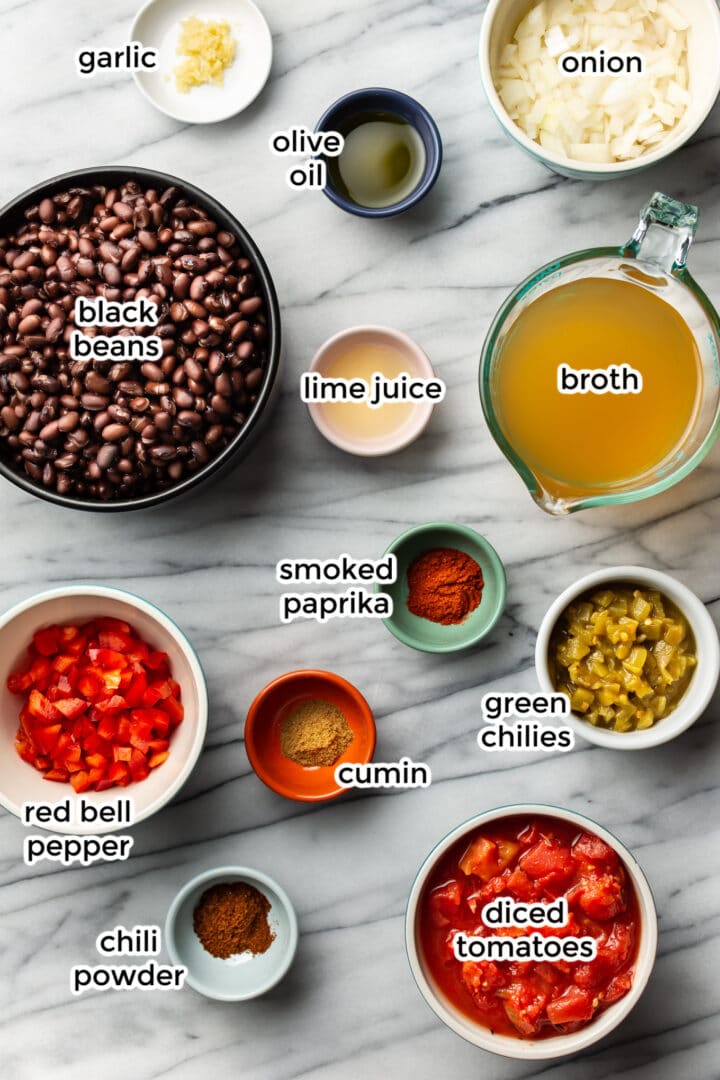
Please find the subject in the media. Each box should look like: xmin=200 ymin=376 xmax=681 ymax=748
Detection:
xmin=420 ymin=815 xmax=639 ymax=1043
xmin=460 ymin=836 xmax=500 ymax=881
xmin=519 ymin=838 xmax=575 ymax=893
xmin=7 ymin=618 xmax=184 ymax=794
xmin=603 ymin=971 xmax=633 ymax=1004
xmin=546 ymin=985 xmax=596 ymax=1026
xmin=499 ymin=977 xmax=550 ymax=1036
xmin=576 ymin=872 xmax=624 ymax=921
xmin=572 ymin=833 xmax=619 ymax=870
xmin=429 ymin=880 xmax=464 ymax=927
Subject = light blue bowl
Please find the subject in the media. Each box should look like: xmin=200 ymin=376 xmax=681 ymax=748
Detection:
xmin=165 ymin=866 xmax=298 ymax=1001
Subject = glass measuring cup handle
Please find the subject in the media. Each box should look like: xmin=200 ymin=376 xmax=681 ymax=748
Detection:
xmin=623 ymin=192 xmax=699 ymax=276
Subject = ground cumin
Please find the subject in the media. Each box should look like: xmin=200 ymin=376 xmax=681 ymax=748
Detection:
xmin=280 ymin=699 xmax=354 ymax=767
xmin=406 ymin=547 xmax=484 ymax=625
xmin=193 ymin=881 xmax=275 ymax=959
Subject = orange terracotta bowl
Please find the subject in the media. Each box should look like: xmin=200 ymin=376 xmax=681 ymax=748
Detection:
xmin=245 ymin=670 xmax=376 ymax=802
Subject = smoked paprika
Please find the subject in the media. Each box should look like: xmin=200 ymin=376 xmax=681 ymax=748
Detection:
xmin=406 ymin=547 xmax=484 ymax=625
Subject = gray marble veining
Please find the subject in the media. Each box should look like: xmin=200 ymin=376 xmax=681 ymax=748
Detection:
xmin=1 ymin=1 xmax=719 ymax=1078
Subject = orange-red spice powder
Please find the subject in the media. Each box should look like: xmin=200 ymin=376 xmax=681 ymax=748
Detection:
xmin=406 ymin=547 xmax=484 ymax=625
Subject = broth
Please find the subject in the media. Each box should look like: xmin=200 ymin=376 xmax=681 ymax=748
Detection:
xmin=493 ymin=277 xmax=701 ymax=495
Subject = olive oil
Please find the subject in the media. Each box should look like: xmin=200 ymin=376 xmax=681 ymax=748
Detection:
xmin=493 ymin=277 xmax=701 ymax=494
xmin=328 ymin=113 xmax=426 ymax=209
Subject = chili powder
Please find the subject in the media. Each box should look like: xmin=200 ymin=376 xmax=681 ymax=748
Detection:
xmin=406 ymin=547 xmax=484 ymax=625
xmin=193 ymin=881 xmax=275 ymax=959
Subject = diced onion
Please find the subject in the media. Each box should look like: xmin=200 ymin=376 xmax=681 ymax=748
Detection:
xmin=493 ymin=0 xmax=690 ymax=163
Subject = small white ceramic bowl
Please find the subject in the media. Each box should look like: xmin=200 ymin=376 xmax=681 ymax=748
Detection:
xmin=536 ymin=566 xmax=720 ymax=749
xmin=406 ymin=804 xmax=658 ymax=1061
xmin=131 ymin=0 xmax=273 ymax=124
xmin=166 ymin=866 xmax=299 ymax=1000
xmin=307 ymin=325 xmax=437 ymax=457
xmin=479 ymin=0 xmax=720 ymax=179
xmin=0 ymin=586 xmax=208 ymax=834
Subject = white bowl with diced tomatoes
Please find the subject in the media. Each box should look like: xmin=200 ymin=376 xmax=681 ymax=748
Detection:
xmin=406 ymin=805 xmax=657 ymax=1060
xmin=0 ymin=586 xmax=208 ymax=835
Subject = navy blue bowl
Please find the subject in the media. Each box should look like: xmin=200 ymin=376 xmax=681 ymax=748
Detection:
xmin=315 ymin=88 xmax=443 ymax=219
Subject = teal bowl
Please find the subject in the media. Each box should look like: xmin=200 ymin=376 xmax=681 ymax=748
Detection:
xmin=377 ymin=522 xmax=507 ymax=653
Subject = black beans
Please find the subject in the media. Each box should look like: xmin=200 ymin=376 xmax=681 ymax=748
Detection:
xmin=0 ymin=179 xmax=270 ymax=501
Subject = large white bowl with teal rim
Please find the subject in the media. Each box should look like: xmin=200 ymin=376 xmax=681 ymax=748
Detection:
xmin=479 ymin=0 xmax=720 ymax=180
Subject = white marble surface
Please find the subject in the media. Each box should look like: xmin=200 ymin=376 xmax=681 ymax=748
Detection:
xmin=1 ymin=1 xmax=720 ymax=1078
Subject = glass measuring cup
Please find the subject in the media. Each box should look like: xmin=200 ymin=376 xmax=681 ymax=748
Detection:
xmin=480 ymin=193 xmax=720 ymax=515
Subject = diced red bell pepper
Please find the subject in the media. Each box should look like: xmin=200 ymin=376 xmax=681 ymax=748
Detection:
xmin=52 ymin=654 xmax=77 ymax=674
xmin=93 ymin=694 xmax=127 ymax=714
xmin=76 ymin=671 xmax=104 ymax=700
xmin=145 ymin=650 xmax=169 ymax=671
xmin=124 ymin=671 xmax=148 ymax=708
xmin=98 ymin=629 xmax=133 ymax=653
xmin=28 ymin=689 xmax=63 ymax=724
xmin=70 ymin=770 xmax=91 ymax=793
xmin=95 ymin=617 xmax=131 ymax=635
xmin=87 ymin=647 xmax=127 ymax=669
xmin=57 ymin=674 xmax=73 ymax=694
xmin=9 ymin=617 xmax=182 ymax=792
xmin=54 ymin=697 xmax=89 ymax=720
xmin=107 ymin=761 xmax=130 ymax=785
xmin=44 ymin=768 xmax=70 ymax=782
xmin=33 ymin=626 xmax=61 ymax=657
xmin=97 ymin=716 xmax=119 ymax=742
xmin=162 ymin=695 xmax=184 ymax=726
xmin=7 ymin=671 xmax=33 ymax=694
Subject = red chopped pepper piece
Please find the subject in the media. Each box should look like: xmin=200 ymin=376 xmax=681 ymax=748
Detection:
xmin=44 ymin=768 xmax=70 ymax=783
xmin=54 ymin=698 xmax=89 ymax=720
xmin=70 ymin=770 xmax=91 ymax=793
xmin=33 ymin=626 xmax=61 ymax=657
xmin=8 ymin=617 xmax=183 ymax=793
xmin=28 ymin=691 xmax=63 ymax=725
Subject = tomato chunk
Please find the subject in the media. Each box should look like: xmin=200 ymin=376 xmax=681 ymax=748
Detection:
xmin=546 ymin=985 xmax=596 ymax=1026
xmin=429 ymin=881 xmax=463 ymax=927
xmin=459 ymin=837 xmax=500 ymax=881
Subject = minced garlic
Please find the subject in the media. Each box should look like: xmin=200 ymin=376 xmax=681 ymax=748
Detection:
xmin=173 ymin=16 xmax=237 ymax=93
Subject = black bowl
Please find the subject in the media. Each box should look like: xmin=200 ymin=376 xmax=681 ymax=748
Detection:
xmin=0 ymin=166 xmax=282 ymax=512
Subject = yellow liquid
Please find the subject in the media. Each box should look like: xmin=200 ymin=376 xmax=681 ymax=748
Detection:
xmin=494 ymin=277 xmax=701 ymax=494
xmin=320 ymin=344 xmax=414 ymax=439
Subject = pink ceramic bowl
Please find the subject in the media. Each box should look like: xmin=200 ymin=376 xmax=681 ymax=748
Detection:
xmin=306 ymin=325 xmax=437 ymax=456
